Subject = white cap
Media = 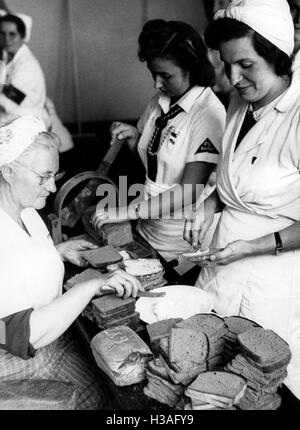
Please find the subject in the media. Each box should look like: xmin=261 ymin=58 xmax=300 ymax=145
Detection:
xmin=0 ymin=115 xmax=46 ymax=166
xmin=215 ymin=0 xmax=295 ymax=56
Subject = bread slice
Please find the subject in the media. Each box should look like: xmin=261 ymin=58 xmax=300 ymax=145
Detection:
xmin=237 ymin=328 xmax=291 ymax=364
xmin=169 ymin=328 xmax=209 ymax=371
xmin=224 ymin=316 xmax=261 ymax=335
xmin=66 ymin=268 xmax=104 ymax=288
xmin=146 ymin=318 xmax=183 ymax=343
xmin=124 ymin=258 xmax=163 ymax=276
xmin=81 ymin=245 xmax=123 ymax=268
xmin=175 ymin=313 xmax=227 ymax=341
xmin=188 ymin=371 xmax=247 ymax=402
xmin=147 ymin=358 xmax=173 ymax=382
xmin=158 ymin=353 xmax=206 ymax=386
xmin=186 ymin=388 xmax=234 ymax=408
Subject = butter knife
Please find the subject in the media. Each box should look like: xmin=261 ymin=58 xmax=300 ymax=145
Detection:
xmin=100 ymin=285 xmax=166 ymax=298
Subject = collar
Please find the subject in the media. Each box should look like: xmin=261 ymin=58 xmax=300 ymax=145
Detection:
xmin=7 ymin=43 xmax=28 ymax=63
xmin=158 ymin=86 xmax=206 ymax=114
xmin=273 ymin=73 xmax=300 ymax=113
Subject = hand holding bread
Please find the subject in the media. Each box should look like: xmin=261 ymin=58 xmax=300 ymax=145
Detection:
xmin=192 ymin=240 xmax=253 ymax=266
xmin=56 ymin=239 xmax=99 ymax=266
xmin=95 ymin=269 xmax=142 ymax=299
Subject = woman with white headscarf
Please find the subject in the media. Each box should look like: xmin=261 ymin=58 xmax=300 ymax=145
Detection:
xmin=183 ymin=0 xmax=300 ymax=405
xmin=0 ymin=115 xmax=142 ymax=409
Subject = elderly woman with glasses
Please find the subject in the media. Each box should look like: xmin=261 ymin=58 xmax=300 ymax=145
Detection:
xmin=0 ymin=115 xmax=142 ymax=409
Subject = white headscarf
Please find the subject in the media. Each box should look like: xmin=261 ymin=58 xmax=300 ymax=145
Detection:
xmin=0 ymin=115 xmax=46 ymax=167
xmin=215 ymin=0 xmax=294 ymax=56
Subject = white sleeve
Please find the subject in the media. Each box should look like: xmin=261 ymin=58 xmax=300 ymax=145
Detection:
xmin=186 ymin=102 xmax=226 ymax=164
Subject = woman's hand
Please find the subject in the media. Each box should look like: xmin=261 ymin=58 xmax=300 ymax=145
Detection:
xmin=95 ymin=269 xmax=142 ymax=299
xmin=110 ymin=121 xmax=140 ymax=152
xmin=187 ymin=240 xmax=252 ymax=267
xmin=56 ymin=239 xmax=98 ymax=266
xmin=183 ymin=203 xmax=215 ymax=248
xmin=90 ymin=206 xmax=129 ymax=231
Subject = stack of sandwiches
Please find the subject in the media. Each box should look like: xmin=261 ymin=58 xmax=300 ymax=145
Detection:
xmin=92 ymin=294 xmax=140 ymax=331
xmin=222 ymin=316 xmax=261 ymax=363
xmin=123 ymin=258 xmax=166 ymax=290
xmin=184 ymin=371 xmax=247 ymax=410
xmin=225 ymin=327 xmax=291 ymax=410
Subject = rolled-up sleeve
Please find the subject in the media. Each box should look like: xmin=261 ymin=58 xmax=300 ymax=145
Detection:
xmin=0 ymin=309 xmax=36 ymax=359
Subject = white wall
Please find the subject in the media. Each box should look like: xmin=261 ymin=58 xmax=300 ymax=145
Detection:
xmin=6 ymin=0 xmax=207 ymax=123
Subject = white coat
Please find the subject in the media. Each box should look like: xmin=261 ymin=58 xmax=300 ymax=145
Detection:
xmin=196 ymin=73 xmax=300 ymax=399
xmin=0 ymin=44 xmax=50 ymax=127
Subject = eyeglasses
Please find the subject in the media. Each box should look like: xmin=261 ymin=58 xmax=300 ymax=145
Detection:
xmin=15 ymin=161 xmax=65 ymax=186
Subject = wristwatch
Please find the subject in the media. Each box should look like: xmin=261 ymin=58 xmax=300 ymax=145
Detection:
xmin=274 ymin=232 xmax=284 ymax=255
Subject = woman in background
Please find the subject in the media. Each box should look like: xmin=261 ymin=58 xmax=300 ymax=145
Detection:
xmin=91 ymin=19 xmax=226 ymax=275
xmin=0 ymin=13 xmax=74 ymax=153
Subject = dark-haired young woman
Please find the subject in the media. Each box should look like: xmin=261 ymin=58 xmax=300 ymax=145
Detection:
xmin=184 ymin=0 xmax=300 ymax=402
xmin=91 ymin=19 xmax=226 ymax=274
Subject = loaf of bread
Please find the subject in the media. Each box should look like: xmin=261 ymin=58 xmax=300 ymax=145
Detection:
xmin=90 ymin=326 xmax=153 ymax=386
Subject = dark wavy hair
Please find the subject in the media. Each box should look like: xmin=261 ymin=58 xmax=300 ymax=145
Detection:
xmin=0 ymin=14 xmax=26 ymax=39
xmin=138 ymin=19 xmax=215 ymax=87
xmin=205 ymin=18 xmax=292 ymax=77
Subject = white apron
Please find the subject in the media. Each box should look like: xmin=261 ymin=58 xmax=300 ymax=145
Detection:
xmin=196 ymin=82 xmax=300 ymax=399
xmin=0 ymin=207 xmax=64 ymax=318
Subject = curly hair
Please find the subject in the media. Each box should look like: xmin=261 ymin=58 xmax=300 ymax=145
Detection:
xmin=204 ymin=18 xmax=292 ymax=77
xmin=138 ymin=19 xmax=215 ymax=87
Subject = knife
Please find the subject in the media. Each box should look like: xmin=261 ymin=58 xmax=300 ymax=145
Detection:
xmin=100 ymin=286 xmax=166 ymax=298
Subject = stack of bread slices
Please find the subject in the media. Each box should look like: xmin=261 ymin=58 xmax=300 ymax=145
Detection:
xmin=123 ymin=258 xmax=167 ymax=290
xmin=184 ymin=371 xmax=247 ymax=410
xmin=92 ymin=294 xmax=140 ymax=331
xmin=225 ymin=327 xmax=291 ymax=410
xmin=143 ymin=313 xmax=230 ymax=406
xmin=222 ymin=316 xmax=261 ymax=363
xmin=144 ymin=358 xmax=185 ymax=407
